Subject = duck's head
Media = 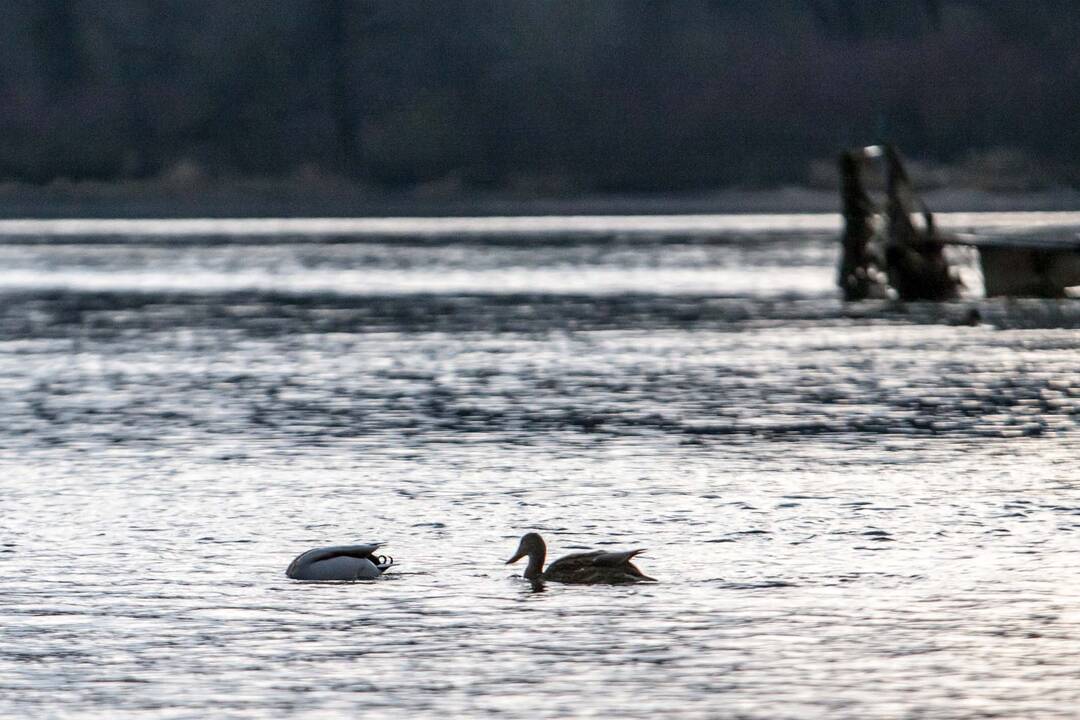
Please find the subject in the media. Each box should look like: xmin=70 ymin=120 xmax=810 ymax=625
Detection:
xmin=506 ymin=532 xmax=546 ymax=564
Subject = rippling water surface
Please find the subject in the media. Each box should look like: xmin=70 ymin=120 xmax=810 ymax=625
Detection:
xmin=3 ymin=214 xmax=1080 ymax=719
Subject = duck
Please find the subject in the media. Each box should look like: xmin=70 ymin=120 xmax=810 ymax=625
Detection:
xmin=505 ymin=532 xmax=655 ymax=584
xmin=285 ymin=543 xmax=393 ymax=581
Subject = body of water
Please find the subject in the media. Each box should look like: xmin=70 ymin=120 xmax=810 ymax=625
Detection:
xmin=2 ymin=214 xmax=1080 ymax=718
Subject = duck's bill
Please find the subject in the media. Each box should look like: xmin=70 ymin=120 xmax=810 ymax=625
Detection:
xmin=505 ymin=551 xmax=525 ymax=564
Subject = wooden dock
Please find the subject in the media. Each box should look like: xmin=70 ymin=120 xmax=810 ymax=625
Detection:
xmin=839 ymin=145 xmax=1080 ymax=299
xmin=949 ymin=228 xmax=1080 ymax=297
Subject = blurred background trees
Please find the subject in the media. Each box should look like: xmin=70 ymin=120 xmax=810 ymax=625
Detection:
xmin=1 ymin=0 xmax=1077 ymax=192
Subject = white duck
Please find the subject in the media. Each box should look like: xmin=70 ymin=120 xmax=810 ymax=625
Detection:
xmin=285 ymin=543 xmax=393 ymax=581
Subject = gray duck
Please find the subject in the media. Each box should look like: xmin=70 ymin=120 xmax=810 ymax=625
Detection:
xmin=506 ymin=532 xmax=655 ymax=584
xmin=286 ymin=543 xmax=393 ymax=581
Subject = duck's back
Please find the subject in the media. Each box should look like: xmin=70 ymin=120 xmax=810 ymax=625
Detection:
xmin=543 ymin=549 xmax=653 ymax=584
xmin=286 ymin=544 xmax=385 ymax=581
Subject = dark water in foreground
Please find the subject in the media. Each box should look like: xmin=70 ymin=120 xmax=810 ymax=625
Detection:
xmin=2 ymin=215 xmax=1080 ymax=719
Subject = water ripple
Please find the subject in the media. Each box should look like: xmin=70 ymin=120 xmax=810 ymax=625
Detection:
xmin=2 ymin=226 xmax=1080 ymax=718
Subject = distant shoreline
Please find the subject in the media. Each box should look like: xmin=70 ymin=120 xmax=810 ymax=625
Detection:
xmin=1 ymin=182 xmax=1079 ymax=219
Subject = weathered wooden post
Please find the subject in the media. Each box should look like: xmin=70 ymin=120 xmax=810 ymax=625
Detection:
xmin=837 ymin=149 xmax=887 ymax=300
xmin=881 ymin=145 xmax=961 ymax=301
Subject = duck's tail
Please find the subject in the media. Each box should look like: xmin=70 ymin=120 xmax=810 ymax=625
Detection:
xmin=626 ymin=560 xmax=656 ymax=582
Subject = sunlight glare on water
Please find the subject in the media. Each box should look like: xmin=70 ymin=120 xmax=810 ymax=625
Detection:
xmin=2 ymin=214 xmax=1080 ymax=719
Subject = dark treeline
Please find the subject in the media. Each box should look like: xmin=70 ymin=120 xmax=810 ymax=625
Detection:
xmin=2 ymin=0 xmax=1079 ymax=193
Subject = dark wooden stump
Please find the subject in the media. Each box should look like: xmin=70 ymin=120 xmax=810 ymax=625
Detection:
xmin=837 ymin=150 xmax=887 ymax=301
xmin=881 ymin=145 xmax=961 ymax=301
